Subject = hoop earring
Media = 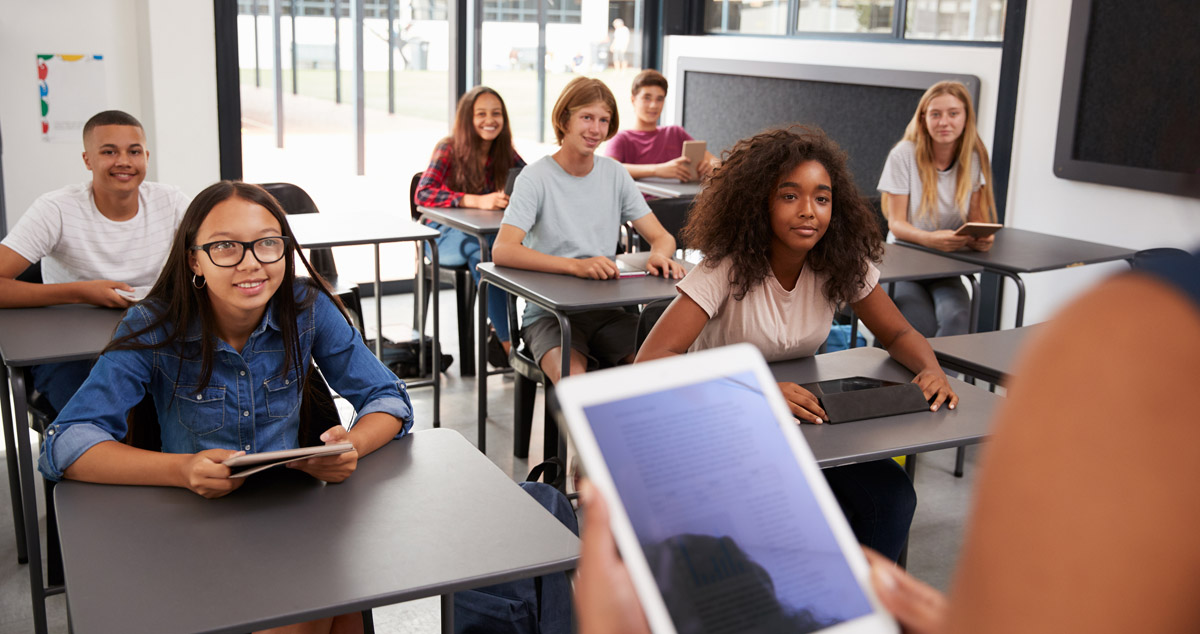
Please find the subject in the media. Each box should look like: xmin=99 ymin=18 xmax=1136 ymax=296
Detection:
xmin=192 ymin=274 xmax=206 ymax=289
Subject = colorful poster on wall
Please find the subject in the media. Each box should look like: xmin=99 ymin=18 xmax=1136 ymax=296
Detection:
xmin=37 ymin=54 xmax=106 ymax=143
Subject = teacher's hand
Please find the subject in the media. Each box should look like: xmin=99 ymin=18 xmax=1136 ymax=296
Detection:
xmin=576 ymin=482 xmax=652 ymax=634
xmin=865 ymin=547 xmax=948 ymax=634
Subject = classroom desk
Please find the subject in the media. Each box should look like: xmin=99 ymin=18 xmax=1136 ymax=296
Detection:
xmin=0 ymin=305 xmax=125 ymax=634
xmin=842 ymin=244 xmax=986 ymax=347
xmin=769 ymin=347 xmax=998 ymax=467
xmin=928 ymin=325 xmax=1040 ymax=386
xmin=54 ymin=428 xmax=580 ymax=634
xmin=288 ymin=212 xmax=442 ymax=426
xmin=900 ymin=228 xmax=1136 ymax=327
xmin=416 ymin=205 xmax=503 ymax=261
xmin=475 ymin=262 xmax=684 ymax=455
xmin=634 ymin=177 xmax=703 ymax=199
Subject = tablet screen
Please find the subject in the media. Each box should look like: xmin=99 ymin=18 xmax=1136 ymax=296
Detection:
xmin=585 ymin=371 xmax=873 ymax=633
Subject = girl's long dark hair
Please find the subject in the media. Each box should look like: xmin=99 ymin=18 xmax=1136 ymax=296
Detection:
xmin=447 ymin=86 xmax=516 ymax=194
xmin=106 ymin=181 xmax=350 ymax=395
xmin=682 ymin=126 xmax=883 ymax=305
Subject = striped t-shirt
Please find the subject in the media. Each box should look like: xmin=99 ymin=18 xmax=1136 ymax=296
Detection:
xmin=2 ymin=181 xmax=189 ymax=286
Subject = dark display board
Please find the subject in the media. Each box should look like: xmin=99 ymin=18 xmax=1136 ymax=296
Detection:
xmin=1054 ymin=0 xmax=1200 ymax=198
xmin=675 ymin=58 xmax=980 ymax=198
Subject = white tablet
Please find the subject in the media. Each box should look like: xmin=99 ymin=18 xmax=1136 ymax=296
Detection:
xmin=555 ymin=344 xmax=898 ymax=634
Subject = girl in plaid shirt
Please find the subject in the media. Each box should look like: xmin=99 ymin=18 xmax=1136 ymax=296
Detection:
xmin=416 ymin=86 xmax=525 ymax=365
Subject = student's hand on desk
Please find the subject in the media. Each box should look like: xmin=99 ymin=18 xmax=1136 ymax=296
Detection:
xmin=183 ymin=449 xmax=246 ymax=498
xmin=75 ymin=280 xmax=135 ymax=308
xmin=577 ymin=482 xmax=652 ymax=634
xmin=912 ymin=369 xmax=957 ymax=412
xmin=864 ymin=547 xmax=946 ymax=634
xmin=571 ymin=256 xmax=620 ymax=280
xmin=777 ymin=382 xmax=828 ymax=424
xmin=967 ymin=234 xmax=994 ymax=252
xmin=654 ymin=157 xmax=692 ymax=182
xmin=288 ymin=425 xmax=359 ymax=483
xmin=644 ymin=253 xmax=685 ymax=279
xmin=472 ymin=191 xmax=510 ymax=210
xmin=924 ymin=230 xmax=970 ymax=252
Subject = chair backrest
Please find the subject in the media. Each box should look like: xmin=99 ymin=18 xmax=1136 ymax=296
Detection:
xmin=503 ymin=166 xmax=523 ymax=196
xmin=640 ymin=196 xmax=695 ymax=251
xmin=257 ymin=182 xmax=338 ymax=280
xmin=409 ymin=172 xmax=423 ymax=221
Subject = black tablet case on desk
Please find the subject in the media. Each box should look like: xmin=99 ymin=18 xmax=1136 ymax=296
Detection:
xmin=800 ymin=377 xmax=930 ymax=424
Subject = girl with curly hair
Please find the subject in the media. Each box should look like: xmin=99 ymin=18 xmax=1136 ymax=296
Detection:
xmin=637 ymin=126 xmax=956 ymax=561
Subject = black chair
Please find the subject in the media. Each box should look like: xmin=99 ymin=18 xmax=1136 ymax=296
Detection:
xmin=258 ymin=183 xmax=366 ymax=333
xmin=409 ymin=172 xmax=478 ymax=377
xmin=506 ymin=293 xmax=562 ymax=475
xmin=631 ymin=196 xmax=695 ymax=253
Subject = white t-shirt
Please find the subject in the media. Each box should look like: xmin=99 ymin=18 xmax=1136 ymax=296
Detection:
xmin=2 ymin=181 xmax=189 ymax=286
xmin=876 ymin=140 xmax=983 ymax=233
xmin=503 ymin=154 xmax=650 ymax=323
xmin=676 ymin=257 xmax=880 ymax=362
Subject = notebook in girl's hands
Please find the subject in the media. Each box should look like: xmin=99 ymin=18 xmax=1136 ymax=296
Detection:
xmin=222 ymin=443 xmax=355 ymax=479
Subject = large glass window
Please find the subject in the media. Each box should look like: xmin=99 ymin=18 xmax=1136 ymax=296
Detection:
xmin=706 ymin=0 xmax=1004 ymax=41
xmin=905 ymin=0 xmax=1005 ymax=41
xmin=796 ymin=0 xmax=893 ymax=34
xmin=237 ymin=0 xmax=451 ymax=287
xmin=481 ymin=0 xmax=645 ymax=149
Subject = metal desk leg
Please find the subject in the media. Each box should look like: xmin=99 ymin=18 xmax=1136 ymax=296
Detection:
xmin=848 ymin=308 xmax=859 ymax=349
xmin=994 ymin=270 xmax=1026 ymax=328
xmin=373 ymin=243 xmax=384 ymax=360
xmin=551 ymin=312 xmax=573 ymax=473
xmin=430 ymin=241 xmax=441 ymax=428
xmin=1 ymin=363 xmax=29 ymax=564
xmin=954 ymin=446 xmax=967 ymax=478
xmin=12 ymin=369 xmax=48 ymax=634
xmin=476 ymin=278 xmax=490 ymax=452
xmin=441 ymin=593 xmax=454 ymax=634
xmin=966 ymin=274 xmax=981 ymax=334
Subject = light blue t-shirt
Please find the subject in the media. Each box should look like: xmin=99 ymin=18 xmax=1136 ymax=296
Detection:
xmin=502 ymin=153 xmax=651 ymax=323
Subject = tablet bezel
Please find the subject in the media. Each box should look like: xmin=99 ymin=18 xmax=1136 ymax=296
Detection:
xmin=555 ymin=343 xmax=898 ymax=634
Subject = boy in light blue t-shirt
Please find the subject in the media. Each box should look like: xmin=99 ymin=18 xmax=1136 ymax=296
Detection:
xmin=494 ymin=77 xmax=684 ymax=383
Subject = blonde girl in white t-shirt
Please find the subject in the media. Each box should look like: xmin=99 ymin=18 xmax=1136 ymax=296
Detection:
xmin=637 ymin=126 xmax=956 ymax=561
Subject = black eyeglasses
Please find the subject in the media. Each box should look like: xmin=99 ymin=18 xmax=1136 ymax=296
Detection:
xmin=189 ymin=236 xmax=291 ymax=267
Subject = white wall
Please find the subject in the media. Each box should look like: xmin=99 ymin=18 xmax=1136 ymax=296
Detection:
xmin=1001 ymin=1 xmax=1200 ymax=324
xmin=1 ymin=0 xmax=220 ymax=233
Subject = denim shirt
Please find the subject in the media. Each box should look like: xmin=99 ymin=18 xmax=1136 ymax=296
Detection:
xmin=39 ymin=281 xmax=414 ymax=481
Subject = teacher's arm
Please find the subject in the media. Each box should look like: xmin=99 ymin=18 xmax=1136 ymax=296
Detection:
xmin=853 ymin=284 xmax=957 ymax=411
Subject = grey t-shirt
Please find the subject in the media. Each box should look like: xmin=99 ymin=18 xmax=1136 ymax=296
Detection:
xmin=502 ymin=153 xmax=651 ymax=323
xmin=877 ymin=140 xmax=983 ymax=233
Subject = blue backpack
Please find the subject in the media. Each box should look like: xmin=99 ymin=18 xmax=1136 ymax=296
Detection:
xmin=453 ymin=475 xmax=577 ymax=634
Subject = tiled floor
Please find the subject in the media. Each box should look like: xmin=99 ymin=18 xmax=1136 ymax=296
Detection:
xmin=0 ymin=288 xmax=983 ymax=633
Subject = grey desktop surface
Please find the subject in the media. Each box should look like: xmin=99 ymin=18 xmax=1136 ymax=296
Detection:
xmin=288 ymin=212 xmax=440 ymax=248
xmin=477 ymin=262 xmax=682 ymax=311
xmin=928 ymin=325 xmax=1040 ymax=384
xmin=878 ymin=243 xmax=984 ymax=283
xmin=0 ymin=305 xmax=123 ymax=367
xmin=55 ymin=428 xmax=580 ymax=634
xmin=770 ymin=347 xmax=997 ymax=468
xmin=901 ymin=227 xmax=1135 ymax=274
xmin=417 ymin=206 xmax=504 ymax=235
xmin=635 ymin=177 xmax=703 ymax=199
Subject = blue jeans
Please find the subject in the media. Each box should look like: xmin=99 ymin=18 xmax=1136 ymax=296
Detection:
xmin=823 ymin=459 xmax=917 ymax=562
xmin=30 ymin=360 xmax=94 ymax=415
xmin=427 ymin=223 xmax=511 ymax=343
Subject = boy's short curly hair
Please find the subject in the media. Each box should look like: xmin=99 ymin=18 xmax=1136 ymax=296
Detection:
xmin=681 ymin=126 xmax=883 ymax=305
xmin=551 ymin=77 xmax=619 ymax=144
